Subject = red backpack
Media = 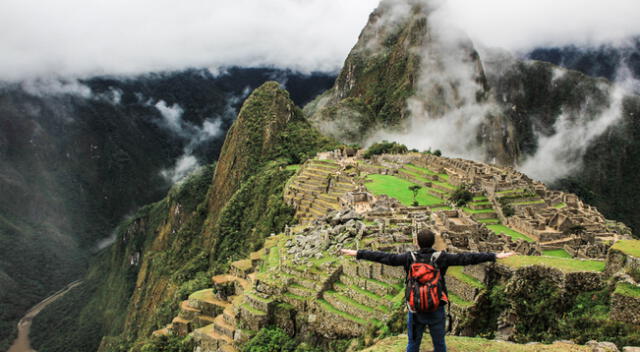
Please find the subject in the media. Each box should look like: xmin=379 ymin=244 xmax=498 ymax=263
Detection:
xmin=405 ymin=251 xmax=449 ymax=313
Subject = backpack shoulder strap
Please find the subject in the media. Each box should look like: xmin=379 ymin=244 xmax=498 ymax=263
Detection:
xmin=430 ymin=251 xmax=442 ymax=267
xmin=409 ymin=251 xmax=417 ymax=263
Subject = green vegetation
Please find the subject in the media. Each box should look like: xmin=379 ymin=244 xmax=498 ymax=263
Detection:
xmin=363 ymin=141 xmax=409 ymax=159
xmin=511 ymin=200 xmax=546 ymax=206
xmin=614 ymin=282 xmax=640 ymax=298
xmin=31 ymin=82 xmax=337 ymax=351
xmin=361 ymin=334 xmax=592 ymax=351
xmin=554 ymin=288 xmax=640 ymax=348
xmin=450 ymin=186 xmax=473 ymax=207
xmin=542 ymin=249 xmax=572 ymax=259
xmin=137 ymin=335 xmax=195 ymax=352
xmin=326 ymin=291 xmax=377 ymax=313
xmin=404 ymin=163 xmax=436 ymax=176
xmin=210 ymin=161 xmax=297 ymax=271
xmin=430 ymin=206 xmax=452 ymax=211
xmin=448 ymin=266 xmax=484 ymax=289
xmin=487 ymin=225 xmax=534 ymax=242
xmin=408 ymin=185 xmax=421 ymax=206
xmin=500 ymin=256 xmax=605 ymax=273
xmin=448 ymin=293 xmax=473 ymax=307
xmin=364 ymin=174 xmax=442 ymax=206
xmin=611 ymin=239 xmax=640 ymax=257
xmin=554 ymin=202 xmax=567 ymax=209
xmin=318 ymin=299 xmax=367 ymax=325
xmin=478 ymin=219 xmax=500 ymax=225
xmin=242 ymin=327 xmax=320 ymax=352
xmin=285 ymin=165 xmax=301 ymax=171
xmin=462 ymin=207 xmax=495 ymax=214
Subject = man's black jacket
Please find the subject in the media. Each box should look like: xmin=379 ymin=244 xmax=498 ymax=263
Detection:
xmin=356 ymin=248 xmax=496 ymax=297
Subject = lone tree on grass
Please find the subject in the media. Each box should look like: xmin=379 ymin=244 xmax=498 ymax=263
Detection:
xmin=409 ymin=185 xmax=422 ymax=206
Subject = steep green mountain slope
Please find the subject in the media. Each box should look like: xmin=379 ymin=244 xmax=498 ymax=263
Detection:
xmin=304 ymin=0 xmax=640 ymax=235
xmin=29 ymin=82 xmax=336 ymax=352
xmin=0 ymin=69 xmax=334 ymax=349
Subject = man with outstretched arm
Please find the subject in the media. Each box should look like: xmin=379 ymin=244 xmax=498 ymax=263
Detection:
xmin=340 ymin=229 xmax=515 ymax=352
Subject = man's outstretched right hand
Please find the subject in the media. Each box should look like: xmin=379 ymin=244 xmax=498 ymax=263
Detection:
xmin=496 ymin=251 xmax=516 ymax=259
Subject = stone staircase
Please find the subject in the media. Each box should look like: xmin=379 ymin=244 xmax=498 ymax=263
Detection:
xmin=284 ymin=159 xmax=356 ymax=223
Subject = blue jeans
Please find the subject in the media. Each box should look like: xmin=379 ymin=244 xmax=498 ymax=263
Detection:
xmin=406 ymin=305 xmax=447 ymax=352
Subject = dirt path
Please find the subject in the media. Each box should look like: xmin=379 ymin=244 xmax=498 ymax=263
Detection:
xmin=8 ymin=281 xmax=82 ymax=352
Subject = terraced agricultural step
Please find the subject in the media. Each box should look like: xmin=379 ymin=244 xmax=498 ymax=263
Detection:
xmin=193 ymin=315 xmax=216 ymax=329
xmin=469 ymin=212 xmax=498 ymax=221
xmin=305 ymin=167 xmax=336 ymax=177
xmin=299 ymin=173 xmax=328 ymax=183
xmin=307 ymin=206 xmax=328 ymax=218
xmin=282 ymin=291 xmax=308 ymax=310
xmin=333 ymin=282 xmax=388 ymax=308
xmin=332 ymin=185 xmax=355 ymax=193
xmin=223 ymin=305 xmax=237 ymax=326
xmin=152 ymin=326 xmax=171 ymax=337
xmin=230 ymin=259 xmax=253 ymax=279
xmin=170 ymin=316 xmax=191 ymax=336
xmin=318 ymin=193 xmax=341 ymax=203
xmin=317 ymin=298 xmax=369 ymax=332
xmin=339 ymin=274 xmax=401 ymax=297
xmin=192 ymin=324 xmax=233 ymax=350
xmin=178 ymin=300 xmax=201 ymax=320
xmin=469 ymin=202 xmax=493 ymax=210
xmin=313 ymin=197 xmax=340 ymax=210
xmin=323 ymin=291 xmax=385 ymax=321
xmin=307 ymin=201 xmax=333 ymax=213
xmin=249 ymin=249 xmax=265 ymax=267
xmin=214 ymin=314 xmax=236 ymax=339
xmin=288 ymin=283 xmax=315 ymax=297
xmin=288 ymin=183 xmax=324 ymax=193
xmin=446 ymin=267 xmax=484 ymax=301
xmin=237 ymin=303 xmax=269 ymax=331
xmin=189 ymin=289 xmax=230 ymax=316
xmin=308 ymin=161 xmax=340 ymax=171
xmin=284 ymin=264 xmax=331 ymax=283
xmin=244 ymin=291 xmax=274 ymax=312
xmin=212 ymin=274 xmax=251 ymax=297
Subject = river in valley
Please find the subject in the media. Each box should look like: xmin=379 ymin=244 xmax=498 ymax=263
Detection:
xmin=8 ymin=281 xmax=83 ymax=352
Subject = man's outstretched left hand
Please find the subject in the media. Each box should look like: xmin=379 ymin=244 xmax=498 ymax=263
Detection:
xmin=340 ymin=249 xmax=357 ymax=257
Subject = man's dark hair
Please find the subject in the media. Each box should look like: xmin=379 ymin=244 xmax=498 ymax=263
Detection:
xmin=417 ymin=229 xmax=435 ymax=249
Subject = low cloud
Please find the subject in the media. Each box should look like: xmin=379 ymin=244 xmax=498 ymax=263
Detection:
xmin=435 ymin=0 xmax=640 ymax=52
xmin=155 ymin=101 xmax=185 ymax=136
xmin=161 ymin=155 xmax=200 ymax=184
xmin=153 ymin=100 xmax=225 ymax=183
xmin=0 ymin=0 xmax=379 ymax=81
xmin=520 ymin=75 xmax=632 ymax=183
xmin=20 ymin=78 xmax=92 ymax=98
xmin=364 ymin=0 xmax=639 ymax=184
xmin=154 ymin=88 xmax=248 ymax=183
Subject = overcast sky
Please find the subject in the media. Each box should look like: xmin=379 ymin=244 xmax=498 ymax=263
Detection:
xmin=1 ymin=0 xmax=639 ymax=82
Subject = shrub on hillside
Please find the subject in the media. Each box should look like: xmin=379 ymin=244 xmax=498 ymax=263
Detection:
xmin=242 ymin=328 xmax=321 ymax=352
xmin=450 ymin=186 xmax=473 ymax=207
xmin=499 ymin=198 xmax=515 ymax=217
xmin=363 ymin=141 xmax=408 ymax=159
